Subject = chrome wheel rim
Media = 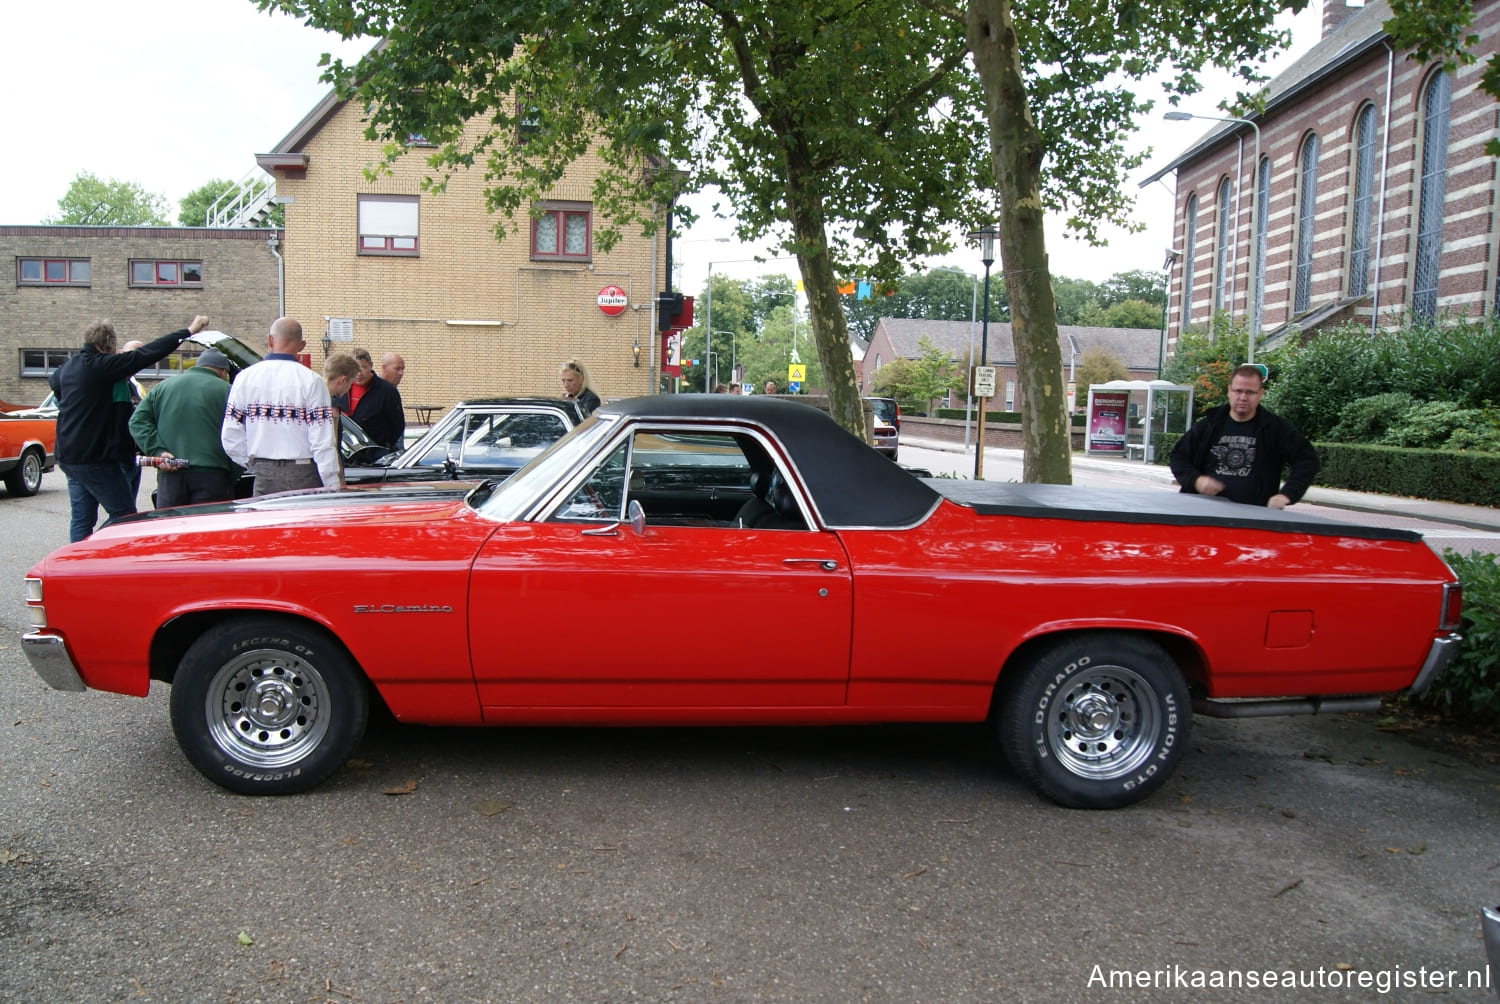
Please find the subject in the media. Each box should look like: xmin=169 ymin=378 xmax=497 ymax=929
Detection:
xmin=22 ymin=454 xmax=41 ymax=492
xmin=203 ymin=648 xmax=331 ymax=769
xmin=1045 ymin=665 xmax=1161 ymax=780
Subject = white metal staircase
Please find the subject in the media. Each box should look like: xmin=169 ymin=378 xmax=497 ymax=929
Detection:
xmin=208 ymin=171 xmax=277 ymax=228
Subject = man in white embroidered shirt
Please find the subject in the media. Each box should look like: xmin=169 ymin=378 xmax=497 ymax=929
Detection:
xmin=221 ymin=317 xmax=343 ymax=496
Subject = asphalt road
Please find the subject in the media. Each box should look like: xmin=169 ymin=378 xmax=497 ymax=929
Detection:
xmin=2 ymin=472 xmax=1497 ymax=1002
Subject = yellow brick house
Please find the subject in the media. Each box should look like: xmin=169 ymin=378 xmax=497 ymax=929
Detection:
xmin=253 ymin=89 xmax=669 ymax=418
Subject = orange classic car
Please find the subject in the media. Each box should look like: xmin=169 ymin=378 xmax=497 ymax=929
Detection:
xmin=0 ymin=410 xmax=57 ymax=496
xmin=21 ymin=396 xmax=1462 ymax=808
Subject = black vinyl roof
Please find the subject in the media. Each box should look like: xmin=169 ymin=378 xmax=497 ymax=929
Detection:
xmin=597 ymin=396 xmax=941 ymax=528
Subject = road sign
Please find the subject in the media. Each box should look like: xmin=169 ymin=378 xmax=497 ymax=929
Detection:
xmin=788 ymin=364 xmax=806 ymax=384
xmin=972 ymin=365 xmax=997 ymax=398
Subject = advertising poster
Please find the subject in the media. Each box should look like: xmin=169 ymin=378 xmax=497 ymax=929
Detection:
xmin=1088 ymin=391 xmax=1129 ymax=452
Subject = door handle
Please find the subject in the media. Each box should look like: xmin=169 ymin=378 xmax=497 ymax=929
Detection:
xmin=783 ymin=558 xmax=839 ymax=572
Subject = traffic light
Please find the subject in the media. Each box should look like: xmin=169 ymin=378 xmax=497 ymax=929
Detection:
xmin=657 ymin=291 xmax=684 ymax=331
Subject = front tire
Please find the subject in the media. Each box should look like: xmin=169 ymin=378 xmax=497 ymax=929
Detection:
xmin=169 ymin=617 xmax=369 ymax=794
xmin=4 ymin=448 xmax=43 ymax=497
xmin=998 ymin=633 xmax=1189 ymax=809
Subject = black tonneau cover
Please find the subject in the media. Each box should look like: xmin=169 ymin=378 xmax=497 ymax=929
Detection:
xmin=932 ymin=480 xmax=1422 ymax=543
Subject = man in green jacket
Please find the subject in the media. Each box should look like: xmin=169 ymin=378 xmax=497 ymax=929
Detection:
xmin=129 ymin=348 xmax=243 ymax=507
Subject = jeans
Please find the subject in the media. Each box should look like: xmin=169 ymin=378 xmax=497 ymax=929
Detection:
xmin=61 ymin=462 xmax=138 ymax=542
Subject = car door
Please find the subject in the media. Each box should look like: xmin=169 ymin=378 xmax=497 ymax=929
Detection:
xmin=468 ymin=427 xmax=854 ymax=714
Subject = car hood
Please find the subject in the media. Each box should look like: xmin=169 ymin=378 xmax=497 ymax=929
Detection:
xmin=117 ymin=481 xmax=486 ymax=525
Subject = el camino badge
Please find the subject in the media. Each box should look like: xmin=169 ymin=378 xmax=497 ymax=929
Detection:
xmin=353 ymin=604 xmax=454 ymax=614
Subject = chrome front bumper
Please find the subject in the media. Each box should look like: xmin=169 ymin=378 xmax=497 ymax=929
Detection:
xmin=21 ymin=632 xmax=86 ymax=692
xmin=1406 ymin=633 xmax=1463 ymax=697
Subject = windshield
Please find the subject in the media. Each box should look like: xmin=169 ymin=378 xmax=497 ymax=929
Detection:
xmin=474 ymin=414 xmax=613 ymax=521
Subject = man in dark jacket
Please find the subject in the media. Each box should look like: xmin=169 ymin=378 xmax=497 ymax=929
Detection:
xmin=50 ymin=315 xmax=209 ymax=540
xmin=1169 ymin=364 xmax=1318 ymax=509
xmin=332 ymin=347 xmax=405 ymax=451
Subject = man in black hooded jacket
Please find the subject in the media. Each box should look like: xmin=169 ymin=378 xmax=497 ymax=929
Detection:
xmin=1169 ymin=364 xmax=1318 ymax=510
xmin=49 ymin=315 xmax=208 ymax=540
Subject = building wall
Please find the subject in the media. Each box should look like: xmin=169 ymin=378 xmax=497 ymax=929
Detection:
xmin=0 ymin=227 xmax=281 ymax=406
xmin=1166 ymin=1 xmax=1500 ymax=352
xmin=271 ymin=101 xmax=667 ymax=415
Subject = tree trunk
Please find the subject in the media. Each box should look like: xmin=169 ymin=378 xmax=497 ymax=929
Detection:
xmin=784 ymin=146 xmax=864 ymax=441
xmin=966 ymin=0 xmax=1072 ymax=484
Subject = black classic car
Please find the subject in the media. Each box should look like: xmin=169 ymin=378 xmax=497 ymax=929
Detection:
xmin=343 ymin=397 xmax=586 ymax=485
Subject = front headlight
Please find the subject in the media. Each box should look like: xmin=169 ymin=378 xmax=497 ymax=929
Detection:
xmin=24 ymin=576 xmax=44 ymax=628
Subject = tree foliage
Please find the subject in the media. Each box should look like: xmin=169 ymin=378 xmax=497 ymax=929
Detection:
xmin=259 ymin=0 xmax=1303 ymax=481
xmin=843 ymin=268 xmax=1006 ymax=343
xmin=964 ymin=0 xmax=1294 ymax=482
xmin=178 ymin=179 xmax=237 ymax=227
xmin=1074 ymin=346 xmax=1128 ymax=402
xmin=259 ymin=0 xmax=991 ymax=443
xmin=1385 ymin=0 xmax=1500 ymax=155
xmin=46 ymin=172 xmax=170 ymax=226
xmin=871 ymin=335 xmax=965 ymax=414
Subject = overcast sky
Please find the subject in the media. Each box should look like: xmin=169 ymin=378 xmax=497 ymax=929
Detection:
xmin=5 ymin=0 xmax=1320 ymax=289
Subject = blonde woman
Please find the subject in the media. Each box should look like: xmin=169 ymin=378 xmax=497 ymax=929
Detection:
xmin=558 ymin=358 xmax=601 ymax=415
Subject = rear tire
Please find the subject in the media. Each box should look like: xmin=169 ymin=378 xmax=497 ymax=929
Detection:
xmin=4 ymin=448 xmax=43 ymax=497
xmin=997 ymin=633 xmax=1189 ymax=809
xmin=169 ymin=617 xmax=368 ymax=794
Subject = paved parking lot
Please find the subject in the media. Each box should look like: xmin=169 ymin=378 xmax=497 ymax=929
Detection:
xmin=2 ymin=471 xmax=1497 ymax=1002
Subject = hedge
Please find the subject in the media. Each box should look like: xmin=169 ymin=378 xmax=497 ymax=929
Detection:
xmin=936 ymin=408 xmax=1085 ymax=426
xmin=1148 ymin=434 xmax=1500 ymax=507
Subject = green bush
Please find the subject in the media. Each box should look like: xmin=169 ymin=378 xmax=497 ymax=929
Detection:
xmin=1420 ymin=550 xmax=1500 ymax=719
xmin=1326 ymin=392 xmax=1422 ymax=443
xmin=1381 ymin=401 xmax=1500 ymax=451
xmin=1265 ymin=314 xmax=1500 ymax=441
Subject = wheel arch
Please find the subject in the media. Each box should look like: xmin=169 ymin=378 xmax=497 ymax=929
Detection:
xmin=150 ymin=610 xmax=387 ymax=711
xmin=993 ymin=626 xmax=1207 ymax=710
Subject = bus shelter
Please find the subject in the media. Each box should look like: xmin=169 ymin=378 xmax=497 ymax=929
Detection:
xmin=1084 ymin=379 xmax=1194 ymax=462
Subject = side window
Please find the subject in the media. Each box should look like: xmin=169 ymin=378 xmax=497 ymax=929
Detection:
xmin=548 ymin=428 xmax=808 ymax=529
xmin=556 ymin=440 xmax=629 ymax=521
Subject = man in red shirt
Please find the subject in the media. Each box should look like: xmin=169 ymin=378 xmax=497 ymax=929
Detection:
xmin=333 ymin=347 xmax=405 ymax=451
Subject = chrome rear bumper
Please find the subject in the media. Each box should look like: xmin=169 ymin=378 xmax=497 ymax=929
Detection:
xmin=1407 ymin=633 xmax=1463 ymax=696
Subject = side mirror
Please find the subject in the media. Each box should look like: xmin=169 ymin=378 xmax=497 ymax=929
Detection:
xmin=627 ymin=499 xmax=646 ymax=536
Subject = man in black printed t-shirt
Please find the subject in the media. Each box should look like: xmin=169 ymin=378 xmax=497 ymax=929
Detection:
xmin=1169 ymin=364 xmax=1318 ymax=509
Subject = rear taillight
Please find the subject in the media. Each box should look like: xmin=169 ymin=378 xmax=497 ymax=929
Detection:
xmin=893 ymin=401 xmax=901 ymax=430
xmin=1440 ymin=581 xmax=1463 ymax=632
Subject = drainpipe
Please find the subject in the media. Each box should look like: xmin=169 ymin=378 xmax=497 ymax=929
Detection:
xmin=266 ymin=233 xmax=285 ymax=319
xmin=1370 ymin=41 xmax=1395 ymax=335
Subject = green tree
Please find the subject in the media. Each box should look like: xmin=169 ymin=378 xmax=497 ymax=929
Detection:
xmin=261 ymin=0 xmax=1313 ymax=484
xmin=844 ymin=268 xmax=1007 ymax=343
xmin=46 ymin=172 xmax=170 ymax=225
xmin=963 ymin=0 xmax=1292 ymax=483
xmin=871 ymin=334 xmax=965 ymax=413
xmin=1074 ymin=346 xmax=1128 ymax=403
xmin=261 ymin=0 xmax=990 ymax=444
xmin=178 ymin=179 xmax=237 ymax=227
xmin=1100 ymin=269 xmax=1168 ymax=309
xmin=1099 ymin=299 xmax=1166 ymax=329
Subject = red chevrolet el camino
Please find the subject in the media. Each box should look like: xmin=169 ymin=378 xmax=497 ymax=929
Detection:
xmin=22 ymin=396 xmax=1462 ymax=808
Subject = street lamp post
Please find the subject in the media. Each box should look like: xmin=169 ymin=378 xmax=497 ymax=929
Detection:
xmin=922 ymin=265 xmax=980 ymax=447
xmin=966 ymin=227 xmax=998 ymax=480
xmin=1163 ymin=110 xmax=1261 ymax=364
xmin=712 ymin=331 xmax=739 ymax=389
